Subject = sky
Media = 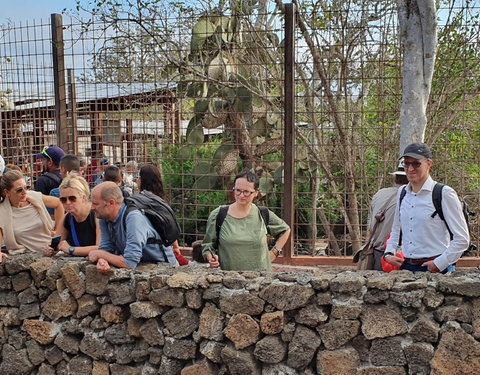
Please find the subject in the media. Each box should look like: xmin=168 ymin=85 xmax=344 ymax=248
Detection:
xmin=1 ymin=0 xmax=82 ymax=25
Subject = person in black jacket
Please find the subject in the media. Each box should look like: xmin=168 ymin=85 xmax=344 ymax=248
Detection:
xmin=34 ymin=146 xmax=65 ymax=195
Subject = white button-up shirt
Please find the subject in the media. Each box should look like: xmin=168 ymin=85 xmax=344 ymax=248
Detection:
xmin=385 ymin=176 xmax=470 ymax=271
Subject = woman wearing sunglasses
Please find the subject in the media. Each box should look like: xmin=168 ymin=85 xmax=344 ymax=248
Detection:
xmin=44 ymin=173 xmax=100 ymax=257
xmin=202 ymin=170 xmax=291 ymax=271
xmin=0 ymin=170 xmax=64 ymax=260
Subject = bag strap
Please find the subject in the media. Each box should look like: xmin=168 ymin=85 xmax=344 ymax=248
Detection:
xmin=69 ymin=214 xmax=81 ymax=247
xmin=367 ymin=191 xmax=397 ymax=247
xmin=397 ymin=186 xmax=407 ymax=247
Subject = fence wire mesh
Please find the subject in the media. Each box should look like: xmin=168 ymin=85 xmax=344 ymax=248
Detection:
xmin=1 ymin=1 xmax=479 ymax=261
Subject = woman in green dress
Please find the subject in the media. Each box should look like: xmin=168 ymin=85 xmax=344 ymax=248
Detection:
xmin=202 ymin=170 xmax=290 ymax=271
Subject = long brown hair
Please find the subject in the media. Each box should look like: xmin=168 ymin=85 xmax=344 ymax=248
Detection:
xmin=138 ymin=165 xmax=167 ymax=201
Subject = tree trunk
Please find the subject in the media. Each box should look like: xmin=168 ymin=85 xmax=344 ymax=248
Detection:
xmin=397 ymin=0 xmax=437 ymax=155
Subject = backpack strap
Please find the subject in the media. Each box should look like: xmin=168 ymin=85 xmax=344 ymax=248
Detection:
xmin=215 ymin=206 xmax=229 ymax=248
xmin=397 ymin=186 xmax=407 ymax=247
xmin=258 ymin=206 xmax=271 ymax=235
xmin=431 ymin=183 xmax=453 ymax=240
xmin=69 ymin=214 xmax=81 ymax=247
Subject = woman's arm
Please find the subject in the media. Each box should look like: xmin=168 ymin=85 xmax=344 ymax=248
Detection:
xmin=42 ymin=194 xmax=65 ymax=230
xmin=0 ymin=229 xmax=8 ymax=263
xmin=57 ymin=216 xmax=101 ymax=257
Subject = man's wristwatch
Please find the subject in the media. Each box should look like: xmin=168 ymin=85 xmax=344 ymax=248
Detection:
xmin=383 ymin=252 xmax=394 ymax=261
xmin=68 ymin=247 xmax=75 ymax=256
xmin=271 ymin=245 xmax=282 ymax=257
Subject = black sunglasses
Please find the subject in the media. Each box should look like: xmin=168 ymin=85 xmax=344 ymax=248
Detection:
xmin=60 ymin=195 xmax=78 ymax=204
xmin=14 ymin=185 xmax=31 ymax=194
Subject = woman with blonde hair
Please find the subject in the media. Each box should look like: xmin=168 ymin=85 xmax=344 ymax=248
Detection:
xmin=44 ymin=173 xmax=100 ymax=257
xmin=0 ymin=170 xmax=64 ymax=261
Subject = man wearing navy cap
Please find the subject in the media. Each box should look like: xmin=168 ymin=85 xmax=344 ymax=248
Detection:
xmin=383 ymin=142 xmax=469 ymax=273
xmin=34 ymin=146 xmax=65 ymax=195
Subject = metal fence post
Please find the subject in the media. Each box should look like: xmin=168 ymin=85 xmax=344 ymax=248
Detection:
xmin=51 ymin=13 xmax=68 ymax=152
xmin=283 ymin=3 xmax=295 ymax=259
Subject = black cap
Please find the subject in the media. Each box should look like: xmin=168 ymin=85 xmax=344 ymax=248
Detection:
xmin=400 ymin=142 xmax=432 ymax=160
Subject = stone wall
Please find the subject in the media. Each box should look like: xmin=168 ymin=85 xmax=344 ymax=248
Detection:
xmin=1 ymin=253 xmax=480 ymax=375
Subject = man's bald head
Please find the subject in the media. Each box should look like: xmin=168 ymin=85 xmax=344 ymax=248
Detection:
xmin=93 ymin=181 xmax=124 ymax=205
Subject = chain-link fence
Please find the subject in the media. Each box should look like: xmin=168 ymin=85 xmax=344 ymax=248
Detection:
xmin=1 ymin=1 xmax=479 ymax=263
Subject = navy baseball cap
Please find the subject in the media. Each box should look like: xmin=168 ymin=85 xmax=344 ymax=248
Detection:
xmin=37 ymin=146 xmax=65 ymax=165
xmin=400 ymin=142 xmax=432 ymax=160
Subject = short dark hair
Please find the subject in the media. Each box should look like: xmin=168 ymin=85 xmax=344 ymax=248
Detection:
xmin=60 ymin=154 xmax=80 ymax=173
xmin=103 ymin=165 xmax=121 ymax=182
xmin=234 ymin=170 xmax=259 ymax=190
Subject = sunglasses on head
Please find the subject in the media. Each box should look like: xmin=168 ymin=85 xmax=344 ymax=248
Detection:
xmin=60 ymin=195 xmax=78 ymax=204
xmin=14 ymin=185 xmax=31 ymax=194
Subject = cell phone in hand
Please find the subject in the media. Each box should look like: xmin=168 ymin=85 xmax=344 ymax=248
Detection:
xmin=50 ymin=235 xmax=62 ymax=251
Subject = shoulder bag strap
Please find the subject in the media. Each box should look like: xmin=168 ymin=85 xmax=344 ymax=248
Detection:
xmin=70 ymin=215 xmax=82 ymax=247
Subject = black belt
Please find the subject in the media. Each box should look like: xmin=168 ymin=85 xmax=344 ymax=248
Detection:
xmin=403 ymin=255 xmax=439 ymax=266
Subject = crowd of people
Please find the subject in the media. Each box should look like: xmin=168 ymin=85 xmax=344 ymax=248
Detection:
xmin=0 ymin=141 xmax=471 ymax=274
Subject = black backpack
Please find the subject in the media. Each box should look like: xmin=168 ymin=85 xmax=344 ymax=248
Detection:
xmin=399 ymin=183 xmax=476 ymax=254
xmin=215 ymin=205 xmax=270 ymax=247
xmin=123 ymin=191 xmax=181 ymax=247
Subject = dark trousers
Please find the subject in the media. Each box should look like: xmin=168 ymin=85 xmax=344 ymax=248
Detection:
xmin=400 ymin=261 xmax=454 ymax=274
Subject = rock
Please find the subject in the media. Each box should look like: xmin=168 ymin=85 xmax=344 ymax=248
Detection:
xmin=67 ymin=355 xmax=92 ymax=375
xmin=329 ymin=272 xmax=365 ymax=293
xmin=54 ymin=332 xmax=80 ymax=354
xmin=259 ymin=283 xmax=314 ymax=311
xmin=366 ymin=274 xmax=395 ymax=290
xmin=61 ymin=262 xmax=85 ymax=299
xmin=356 ymin=367 xmax=405 ymax=375
xmin=139 ymin=319 xmax=164 ymax=346
xmin=158 ymin=356 xmax=184 ymax=375
xmin=330 ymin=299 xmax=363 ymax=319
xmin=162 ymin=307 xmax=199 ymax=338
xmin=11 ymin=271 xmax=32 ymax=292
xmin=163 ymin=337 xmax=197 ymax=360
xmin=106 ymin=282 xmax=136 ymax=305
xmin=224 ymin=313 xmax=260 ymax=349
xmin=431 ymin=328 xmax=480 ymax=374
xmin=221 ymin=345 xmax=260 ymax=375
xmin=260 ymin=311 xmax=284 ymax=335
xmin=167 ymin=272 xmax=209 ymax=289
xmin=105 ymin=323 xmax=135 ymax=345
xmin=200 ymin=340 xmax=226 ymax=363
xmin=37 ymin=363 xmax=55 ymax=375
xmin=223 ymin=273 xmax=247 ymax=289
xmin=0 ymin=307 xmax=20 ymax=326
xmin=18 ymin=302 xmax=40 ymax=320
xmin=295 ymin=304 xmax=328 ymax=326
xmin=369 ymin=337 xmax=406 ymax=366
xmin=77 ymin=294 xmax=101 ymax=318
xmin=18 ymin=287 xmax=39 ymax=304
xmin=43 ymin=290 xmax=78 ymax=320
xmin=436 ymin=276 xmax=480 ymax=297
xmin=181 ymin=359 xmax=216 ymax=375
xmin=130 ymin=301 xmax=165 ymax=318
xmin=404 ymin=342 xmax=434 ymax=375
xmin=433 ymin=304 xmax=472 ymax=323
xmin=360 ymin=305 xmax=408 ymax=339
xmin=317 ymin=319 xmax=360 ymax=349
xmin=0 ymin=344 xmax=34 ymax=375
xmin=262 ymin=363 xmax=299 ymax=375
xmin=149 ymin=287 xmax=185 ymax=307
xmin=23 ymin=319 xmax=56 ymax=344
xmin=422 ymin=287 xmax=444 ymax=309
xmin=92 ymin=361 xmax=110 ymax=375
xmin=316 ymin=347 xmax=359 ymax=375
xmin=5 ymin=253 xmax=38 ymax=275
xmin=101 ymin=304 xmax=126 ymax=323
xmin=287 ymin=325 xmax=321 ymax=369
xmin=254 ymin=334 xmax=286 ymax=363
xmin=44 ymin=345 xmax=63 ymax=365
xmin=26 ymin=339 xmax=44 ymax=365
xmin=315 ymin=292 xmax=332 ymax=305
xmin=29 ymin=257 xmax=56 ymax=287
xmin=409 ymin=316 xmax=439 ymax=342
xmin=186 ymin=289 xmax=203 ymax=309
xmin=85 ymin=265 xmax=110 ymax=295
xmin=109 ymin=364 xmax=142 ymax=375
xmin=220 ymin=290 xmax=265 ymax=315
xmin=79 ymin=333 xmax=114 ymax=361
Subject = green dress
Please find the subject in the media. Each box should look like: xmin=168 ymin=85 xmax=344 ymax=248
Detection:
xmin=202 ymin=204 xmax=290 ymax=271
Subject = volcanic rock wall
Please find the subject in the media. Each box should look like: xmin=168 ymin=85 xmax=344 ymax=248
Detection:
xmin=1 ymin=253 xmax=480 ymax=374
